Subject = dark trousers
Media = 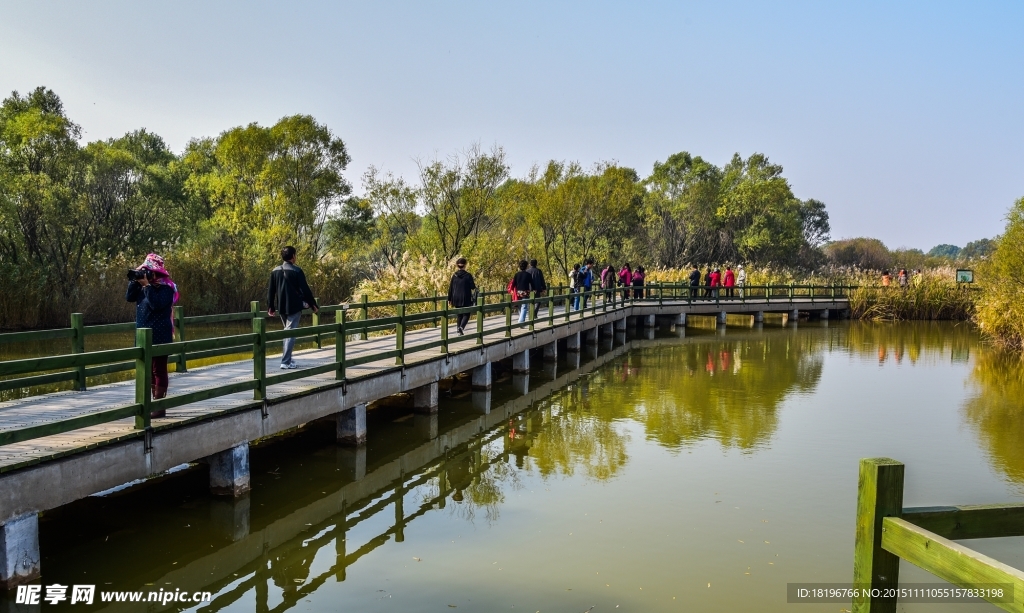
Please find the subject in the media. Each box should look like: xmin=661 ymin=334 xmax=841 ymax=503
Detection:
xmin=457 ymin=313 xmax=471 ymax=331
xmin=689 ymin=284 xmax=699 ymax=297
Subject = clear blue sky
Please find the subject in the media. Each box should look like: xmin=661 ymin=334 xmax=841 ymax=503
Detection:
xmin=1 ymin=1 xmax=1021 ymax=250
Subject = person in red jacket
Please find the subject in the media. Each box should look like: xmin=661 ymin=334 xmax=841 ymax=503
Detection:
xmin=723 ymin=266 xmax=736 ymax=297
xmin=710 ymin=268 xmax=721 ymax=298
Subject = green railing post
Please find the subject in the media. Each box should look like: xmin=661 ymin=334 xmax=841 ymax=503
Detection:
xmin=440 ymin=302 xmax=449 ymax=354
xmin=476 ymin=294 xmax=484 ymax=345
xmin=173 ymin=305 xmax=187 ymax=373
xmin=253 ymin=315 xmax=266 ymax=401
xmin=360 ymin=294 xmax=369 ymax=340
xmin=505 ymin=294 xmax=512 ymax=338
xmin=590 ymin=288 xmax=596 ymax=316
xmin=853 ymin=458 xmax=905 ymax=613
xmin=396 ymin=293 xmax=406 ymax=366
xmin=564 ymin=292 xmax=570 ymax=323
xmin=529 ymin=291 xmax=536 ymax=331
xmin=433 ymin=291 xmax=439 ymax=328
xmin=335 ymin=307 xmax=346 ymax=380
xmin=659 ymin=283 xmax=664 ymax=307
xmin=789 ymin=283 xmax=794 ymax=303
xmin=134 ymin=327 xmax=153 ymax=430
xmin=548 ymin=291 xmax=554 ymax=327
xmin=312 ymin=297 xmax=322 ymax=349
xmin=70 ymin=312 xmax=86 ymax=391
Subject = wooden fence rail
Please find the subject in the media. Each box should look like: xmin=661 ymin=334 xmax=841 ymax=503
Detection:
xmin=853 ymin=457 xmax=1024 ymax=612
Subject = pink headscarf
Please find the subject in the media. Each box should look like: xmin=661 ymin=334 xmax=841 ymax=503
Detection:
xmin=140 ymin=253 xmax=179 ymax=304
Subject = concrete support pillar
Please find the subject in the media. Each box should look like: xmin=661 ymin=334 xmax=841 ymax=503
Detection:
xmin=643 ymin=315 xmax=655 ymax=327
xmin=337 ymin=404 xmax=367 ymax=446
xmin=676 ymin=312 xmax=687 ymax=326
xmin=337 ymin=445 xmax=367 ymax=481
xmin=601 ymin=323 xmax=613 ymax=337
xmin=542 ymin=341 xmax=558 ymax=362
xmin=790 ymin=309 xmax=800 ymax=323
xmin=210 ymin=496 xmax=250 ymax=542
xmin=541 ymin=361 xmax=557 ymax=380
xmin=208 ymin=443 xmax=250 ymax=497
xmin=415 ymin=414 xmax=438 ymax=440
xmin=614 ymin=318 xmax=627 ymax=331
xmin=615 ymin=331 xmax=627 ymax=345
xmin=675 ymin=324 xmax=686 ymax=338
xmin=820 ymin=308 xmax=830 ymax=320
xmin=566 ymin=332 xmax=581 ymax=353
xmin=643 ymin=328 xmax=656 ymax=340
xmin=512 ymin=350 xmax=530 ymax=373
xmin=754 ymin=311 xmax=764 ymax=323
xmin=471 ymin=363 xmax=492 ymax=390
xmin=586 ymin=344 xmax=599 ymax=360
xmin=717 ymin=311 xmax=727 ymax=325
xmin=602 ymin=337 xmax=613 ymax=352
xmin=512 ymin=373 xmax=530 ymax=395
xmin=0 ymin=512 xmax=40 ymax=588
xmin=412 ymin=382 xmax=439 ymax=414
xmin=471 ymin=390 xmax=491 ymax=414
xmin=584 ymin=327 xmax=599 ymax=345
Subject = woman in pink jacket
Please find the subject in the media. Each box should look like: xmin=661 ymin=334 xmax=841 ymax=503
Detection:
xmin=618 ymin=264 xmax=632 ymax=301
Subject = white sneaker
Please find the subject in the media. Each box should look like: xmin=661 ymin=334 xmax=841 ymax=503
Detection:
xmin=287 ymin=361 xmax=298 ymax=369
xmin=280 ymin=363 xmax=288 ymax=369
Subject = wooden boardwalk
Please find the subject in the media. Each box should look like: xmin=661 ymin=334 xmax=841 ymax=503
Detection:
xmin=0 ymin=296 xmax=844 ymax=474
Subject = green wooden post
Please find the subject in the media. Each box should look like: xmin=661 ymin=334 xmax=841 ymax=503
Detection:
xmin=335 ymin=308 xmax=346 ymax=380
xmin=71 ymin=312 xmax=86 ymax=391
xmin=659 ymin=283 xmax=664 ymax=306
xmin=529 ymin=291 xmax=536 ymax=331
xmin=852 ymin=458 xmax=905 ymax=613
xmin=476 ymin=294 xmax=484 ymax=345
xmin=312 ymin=298 xmax=322 ymax=348
xmin=789 ymin=283 xmax=794 ymax=303
xmin=440 ymin=302 xmax=449 ymax=354
xmin=591 ymin=288 xmax=597 ymax=316
xmin=433 ymin=291 xmax=439 ymax=327
xmin=396 ymin=292 xmax=406 ymax=366
xmin=548 ymin=292 xmax=554 ymax=327
xmin=360 ymin=294 xmax=369 ymax=340
xmin=504 ymin=294 xmax=512 ymax=338
xmin=564 ymin=293 xmax=570 ymax=323
xmin=134 ymin=327 xmax=153 ymax=430
xmin=173 ymin=305 xmax=187 ymax=373
xmin=253 ymin=315 xmax=267 ymax=400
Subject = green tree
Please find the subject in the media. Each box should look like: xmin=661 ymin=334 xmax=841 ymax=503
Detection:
xmin=927 ymin=244 xmax=961 ymax=258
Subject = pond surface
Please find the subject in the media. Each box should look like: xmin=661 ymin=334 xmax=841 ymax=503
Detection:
xmin=23 ymin=321 xmax=1024 ymax=612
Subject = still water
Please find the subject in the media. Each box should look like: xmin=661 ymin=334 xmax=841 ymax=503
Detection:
xmin=26 ymin=321 xmax=1024 ymax=612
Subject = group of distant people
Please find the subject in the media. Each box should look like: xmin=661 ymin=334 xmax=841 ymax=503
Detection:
xmin=686 ymin=264 xmax=746 ymax=298
xmin=881 ymin=268 xmax=923 ymax=289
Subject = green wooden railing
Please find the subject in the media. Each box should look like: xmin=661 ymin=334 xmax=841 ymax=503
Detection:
xmin=853 ymin=458 xmax=1024 ymax=612
xmin=0 ymin=284 xmax=853 ymax=448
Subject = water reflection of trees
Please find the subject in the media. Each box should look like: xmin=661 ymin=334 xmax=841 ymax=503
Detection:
xmin=963 ymin=348 xmax=1024 ymax=488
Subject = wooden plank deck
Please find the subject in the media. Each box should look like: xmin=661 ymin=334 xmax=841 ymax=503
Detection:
xmin=0 ymin=297 xmax=844 ymax=473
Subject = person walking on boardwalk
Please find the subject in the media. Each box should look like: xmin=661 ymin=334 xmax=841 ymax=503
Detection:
xmin=704 ymin=267 xmax=713 ymax=297
xmin=688 ymin=265 xmax=701 ymax=298
xmin=736 ymin=264 xmax=747 ymax=297
xmin=618 ymin=263 xmax=633 ymax=301
xmin=601 ymin=263 xmax=616 ymax=303
xmin=579 ymin=259 xmax=595 ymax=309
xmin=569 ymin=263 xmax=582 ymax=310
xmin=126 ymin=253 xmax=178 ymax=412
xmin=710 ymin=268 xmax=721 ymax=298
xmin=512 ymin=260 xmax=536 ymax=323
xmin=527 ymin=259 xmax=547 ymax=314
xmin=267 ymin=245 xmax=319 ymax=370
xmin=723 ymin=266 xmax=736 ymax=298
xmin=631 ymin=266 xmax=646 ymax=299
xmin=447 ymin=257 xmax=476 ymax=336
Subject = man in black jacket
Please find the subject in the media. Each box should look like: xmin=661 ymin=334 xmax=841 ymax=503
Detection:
xmin=267 ymin=245 xmax=318 ymax=369
xmin=527 ymin=259 xmax=547 ymax=315
xmin=688 ymin=265 xmax=701 ymax=298
xmin=447 ymin=257 xmax=476 ymax=335
xmin=513 ymin=260 xmax=535 ymax=323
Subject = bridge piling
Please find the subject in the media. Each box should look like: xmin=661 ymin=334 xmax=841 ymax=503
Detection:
xmin=337 ymin=404 xmax=367 ymax=447
xmin=566 ymin=332 xmax=581 ymax=352
xmin=676 ymin=312 xmax=687 ymax=326
xmin=207 ymin=443 xmax=251 ymax=497
xmin=471 ymin=363 xmax=492 ymax=390
xmin=614 ymin=318 xmax=627 ymax=331
xmin=642 ymin=315 xmax=655 ymax=327
xmin=412 ymin=382 xmax=439 ymax=414
xmin=0 ymin=512 xmax=40 ymax=588
xmin=790 ymin=308 xmax=800 ymax=323
xmin=820 ymin=308 xmax=830 ymax=320
xmin=512 ymin=373 xmax=530 ymax=395
xmin=717 ymin=311 xmax=727 ymax=325
xmin=754 ymin=311 xmax=764 ymax=323
xmin=512 ymin=350 xmax=530 ymax=373
xmin=542 ymin=341 xmax=558 ymax=362
xmin=584 ymin=328 xmax=599 ymax=345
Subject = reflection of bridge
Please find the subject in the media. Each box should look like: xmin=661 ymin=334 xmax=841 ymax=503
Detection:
xmin=83 ymin=341 xmax=631 ymax=613
xmin=0 ymin=285 xmax=849 ymax=586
